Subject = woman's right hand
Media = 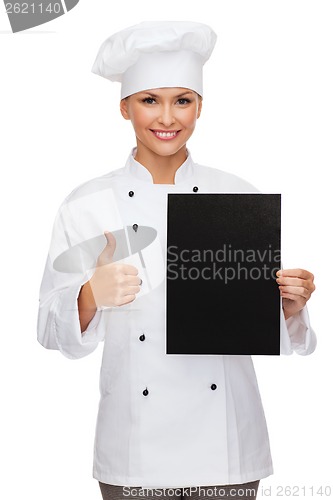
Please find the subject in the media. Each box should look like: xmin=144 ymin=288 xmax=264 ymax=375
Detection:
xmin=88 ymin=231 xmax=142 ymax=308
xmin=78 ymin=231 xmax=141 ymax=332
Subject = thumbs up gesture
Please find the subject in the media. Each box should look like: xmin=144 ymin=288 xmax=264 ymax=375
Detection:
xmin=78 ymin=231 xmax=141 ymax=332
xmin=89 ymin=231 xmax=142 ymax=308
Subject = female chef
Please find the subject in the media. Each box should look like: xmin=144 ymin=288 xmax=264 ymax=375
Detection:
xmin=37 ymin=21 xmax=316 ymax=500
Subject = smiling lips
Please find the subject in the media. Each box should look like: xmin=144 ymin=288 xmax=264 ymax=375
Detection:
xmin=151 ymin=129 xmax=180 ymax=140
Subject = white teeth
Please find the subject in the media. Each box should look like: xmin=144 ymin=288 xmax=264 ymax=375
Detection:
xmin=155 ymin=131 xmax=177 ymax=138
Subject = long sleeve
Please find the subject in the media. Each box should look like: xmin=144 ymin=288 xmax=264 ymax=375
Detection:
xmin=280 ymin=302 xmax=317 ymax=355
xmin=37 ymin=202 xmax=105 ymax=360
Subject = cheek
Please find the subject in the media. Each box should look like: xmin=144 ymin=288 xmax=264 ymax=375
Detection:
xmin=131 ymin=110 xmax=156 ymax=131
xmin=181 ymin=110 xmax=198 ymax=130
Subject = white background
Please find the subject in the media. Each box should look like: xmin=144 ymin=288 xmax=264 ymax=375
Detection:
xmin=0 ymin=1 xmax=332 ymax=499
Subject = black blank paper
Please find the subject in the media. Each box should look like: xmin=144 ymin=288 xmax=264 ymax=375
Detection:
xmin=166 ymin=194 xmax=281 ymax=355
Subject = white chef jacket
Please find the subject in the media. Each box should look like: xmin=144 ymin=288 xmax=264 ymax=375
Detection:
xmin=37 ymin=149 xmax=317 ymax=488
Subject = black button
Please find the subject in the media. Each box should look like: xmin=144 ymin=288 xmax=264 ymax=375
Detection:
xmin=143 ymin=388 xmax=149 ymax=396
xmin=139 ymin=334 xmax=145 ymax=341
xmin=132 ymin=223 xmax=138 ymax=232
xmin=211 ymin=384 xmax=217 ymax=390
xmin=193 ymin=186 xmax=198 ymax=192
xmin=128 ymin=190 xmax=134 ymax=197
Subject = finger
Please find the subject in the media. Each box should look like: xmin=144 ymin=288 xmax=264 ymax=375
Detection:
xmin=117 ymin=264 xmax=139 ymax=276
xmin=114 ymin=294 xmax=137 ymax=306
xmin=276 ymin=276 xmax=314 ymax=289
xmin=97 ymin=231 xmax=117 ymax=265
xmin=113 ymin=274 xmax=142 ymax=288
xmin=119 ymin=275 xmax=142 ymax=290
xmin=281 ymin=293 xmax=307 ymax=305
xmin=121 ymin=277 xmax=142 ymax=287
xmin=276 ymin=277 xmax=304 ymax=287
xmin=122 ymin=294 xmax=136 ymax=304
xmin=277 ymin=268 xmax=314 ymax=280
xmin=123 ymin=275 xmax=142 ymax=286
xmin=276 ymin=276 xmax=315 ymax=294
xmin=104 ymin=230 xmax=116 ymax=248
xmin=279 ymin=285 xmax=311 ymax=299
xmin=123 ymin=285 xmax=141 ymax=295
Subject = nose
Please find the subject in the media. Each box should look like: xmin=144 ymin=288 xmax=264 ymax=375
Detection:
xmin=158 ymin=104 xmax=175 ymax=127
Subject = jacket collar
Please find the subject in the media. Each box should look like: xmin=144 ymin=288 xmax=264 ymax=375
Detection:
xmin=124 ymin=148 xmax=195 ymax=184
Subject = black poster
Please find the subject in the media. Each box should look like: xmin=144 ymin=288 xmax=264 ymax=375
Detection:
xmin=166 ymin=194 xmax=281 ymax=355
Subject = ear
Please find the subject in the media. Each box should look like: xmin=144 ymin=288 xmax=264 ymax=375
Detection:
xmin=197 ymin=97 xmax=203 ymax=119
xmin=120 ymin=98 xmax=130 ymax=120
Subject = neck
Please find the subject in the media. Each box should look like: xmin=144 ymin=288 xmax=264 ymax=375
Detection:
xmin=134 ymin=144 xmax=187 ymax=184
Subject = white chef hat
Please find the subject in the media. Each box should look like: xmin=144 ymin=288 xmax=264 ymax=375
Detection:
xmin=91 ymin=21 xmax=217 ymax=99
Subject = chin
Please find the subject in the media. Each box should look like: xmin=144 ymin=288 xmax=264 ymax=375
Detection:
xmin=153 ymin=144 xmax=186 ymax=157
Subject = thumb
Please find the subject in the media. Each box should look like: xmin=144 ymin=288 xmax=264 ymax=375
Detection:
xmin=98 ymin=231 xmax=117 ymax=265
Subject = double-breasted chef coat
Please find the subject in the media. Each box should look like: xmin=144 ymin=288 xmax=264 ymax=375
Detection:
xmin=37 ymin=149 xmax=317 ymax=488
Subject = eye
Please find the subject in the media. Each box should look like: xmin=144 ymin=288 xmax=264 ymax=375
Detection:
xmin=177 ymin=98 xmax=192 ymax=105
xmin=142 ymin=97 xmax=156 ymax=104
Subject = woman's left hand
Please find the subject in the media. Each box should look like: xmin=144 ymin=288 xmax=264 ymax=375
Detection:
xmin=276 ymin=269 xmax=316 ymax=320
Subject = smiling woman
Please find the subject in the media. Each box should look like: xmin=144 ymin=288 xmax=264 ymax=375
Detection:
xmin=37 ymin=20 xmax=316 ymax=500
xmin=120 ymin=88 xmax=202 ymax=184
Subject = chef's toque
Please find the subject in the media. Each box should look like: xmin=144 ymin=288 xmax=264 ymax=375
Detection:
xmin=91 ymin=21 xmax=217 ymax=99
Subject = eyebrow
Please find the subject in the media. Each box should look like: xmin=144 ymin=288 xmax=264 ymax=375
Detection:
xmin=142 ymin=91 xmax=194 ymax=98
